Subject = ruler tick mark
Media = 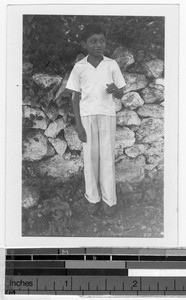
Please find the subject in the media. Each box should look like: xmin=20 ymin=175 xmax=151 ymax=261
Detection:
xmin=140 ymin=277 xmax=142 ymax=291
xmin=174 ymin=279 xmax=176 ymax=291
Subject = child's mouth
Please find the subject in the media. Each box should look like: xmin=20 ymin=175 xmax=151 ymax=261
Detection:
xmin=95 ymin=49 xmax=102 ymax=54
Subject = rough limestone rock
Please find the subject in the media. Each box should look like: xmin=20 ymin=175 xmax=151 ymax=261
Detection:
xmin=23 ymin=131 xmax=55 ymax=161
xmin=44 ymin=118 xmax=66 ymax=138
xmin=23 ymin=62 xmax=33 ymax=75
xmin=146 ymin=155 xmax=164 ymax=169
xmin=23 ymin=106 xmax=49 ymax=130
xmin=22 ymin=185 xmax=39 ymax=209
xmin=125 ymin=144 xmax=148 ymax=158
xmin=48 ymin=138 xmax=67 ymax=156
xmin=145 ymin=164 xmax=158 ymax=171
xmin=43 ymin=103 xmax=59 ymax=121
xmin=115 ymin=98 xmax=123 ymax=112
xmin=122 ymin=91 xmax=144 ymax=110
xmin=64 ymin=125 xmax=83 ymax=151
xmin=55 ymin=73 xmax=71 ymax=102
xmin=122 ymin=72 xmax=148 ymax=93
xmin=149 ymin=82 xmax=164 ymax=91
xmin=141 ymin=87 xmax=164 ymax=103
xmin=157 ymin=163 xmax=164 ymax=171
xmin=160 ymin=102 xmax=164 ymax=107
xmin=116 ymin=109 xmax=141 ymax=126
xmin=111 ymin=46 xmax=135 ymax=71
xmin=145 ymin=139 xmax=164 ymax=168
xmin=38 ymin=153 xmax=83 ymax=180
xmin=116 ymin=155 xmax=146 ymax=184
xmin=154 ymin=78 xmax=164 ymax=86
xmin=137 ymin=104 xmax=164 ymax=119
xmin=143 ymin=59 xmax=164 ymax=78
xmin=147 ymin=139 xmax=164 ymax=155
xmin=22 ymin=95 xmax=32 ymax=106
xmin=33 ymin=73 xmax=62 ymax=89
xmin=58 ymin=108 xmax=68 ymax=122
xmin=136 ymin=118 xmax=164 ymax=143
xmin=37 ymin=90 xmax=55 ymax=109
xmin=115 ymin=127 xmax=135 ymax=157
xmin=130 ymin=125 xmax=140 ymax=132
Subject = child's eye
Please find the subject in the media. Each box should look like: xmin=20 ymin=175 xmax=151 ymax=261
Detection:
xmin=90 ymin=38 xmax=105 ymax=44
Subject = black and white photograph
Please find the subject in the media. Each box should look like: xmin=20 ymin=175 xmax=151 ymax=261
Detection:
xmin=5 ymin=4 xmax=178 ymax=247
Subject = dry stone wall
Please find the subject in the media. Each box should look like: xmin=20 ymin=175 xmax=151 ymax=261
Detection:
xmin=23 ymin=46 xmax=164 ymax=197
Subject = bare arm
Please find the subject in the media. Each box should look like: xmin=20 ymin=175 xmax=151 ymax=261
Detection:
xmin=71 ymin=91 xmax=87 ymax=143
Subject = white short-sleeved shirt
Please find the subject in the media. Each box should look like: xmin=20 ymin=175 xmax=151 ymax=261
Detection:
xmin=66 ymin=55 xmax=126 ymax=116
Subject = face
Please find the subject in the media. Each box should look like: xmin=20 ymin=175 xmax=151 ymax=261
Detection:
xmin=82 ymin=33 xmax=106 ymax=58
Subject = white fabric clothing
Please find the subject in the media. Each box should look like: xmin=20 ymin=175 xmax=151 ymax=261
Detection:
xmin=81 ymin=115 xmax=116 ymax=207
xmin=66 ymin=55 xmax=126 ymax=116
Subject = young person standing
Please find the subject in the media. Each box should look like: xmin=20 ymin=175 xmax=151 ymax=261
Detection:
xmin=66 ymin=24 xmax=126 ymax=216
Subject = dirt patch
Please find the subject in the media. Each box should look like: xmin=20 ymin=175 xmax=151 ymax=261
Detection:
xmin=22 ymin=166 xmax=164 ymax=237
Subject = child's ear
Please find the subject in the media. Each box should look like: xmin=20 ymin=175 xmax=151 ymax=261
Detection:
xmin=81 ymin=41 xmax=87 ymax=50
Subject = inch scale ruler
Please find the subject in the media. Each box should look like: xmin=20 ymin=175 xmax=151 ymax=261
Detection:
xmin=5 ymin=248 xmax=186 ymax=296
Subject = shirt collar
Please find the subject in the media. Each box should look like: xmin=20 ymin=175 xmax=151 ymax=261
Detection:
xmin=78 ymin=55 xmax=112 ymax=64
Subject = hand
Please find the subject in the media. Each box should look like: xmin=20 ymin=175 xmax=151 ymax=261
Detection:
xmin=77 ymin=125 xmax=87 ymax=143
xmin=106 ymin=83 xmax=124 ymax=99
xmin=106 ymin=83 xmax=118 ymax=94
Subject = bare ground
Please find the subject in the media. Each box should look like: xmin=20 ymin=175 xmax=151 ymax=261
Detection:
xmin=22 ymin=167 xmax=164 ymax=238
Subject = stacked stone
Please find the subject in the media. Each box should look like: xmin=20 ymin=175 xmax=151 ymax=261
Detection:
xmin=112 ymin=47 xmax=164 ymax=184
xmin=22 ymin=46 xmax=164 ymax=196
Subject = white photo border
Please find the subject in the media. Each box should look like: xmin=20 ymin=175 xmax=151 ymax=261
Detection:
xmin=6 ymin=4 xmax=178 ymax=247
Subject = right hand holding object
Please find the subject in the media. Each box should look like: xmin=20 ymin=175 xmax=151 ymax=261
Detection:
xmin=106 ymin=83 xmax=117 ymax=94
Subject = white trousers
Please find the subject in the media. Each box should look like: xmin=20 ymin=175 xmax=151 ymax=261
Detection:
xmin=81 ymin=115 xmax=116 ymax=207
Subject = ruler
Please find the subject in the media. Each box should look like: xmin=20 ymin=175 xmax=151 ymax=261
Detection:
xmin=4 ymin=248 xmax=186 ymax=296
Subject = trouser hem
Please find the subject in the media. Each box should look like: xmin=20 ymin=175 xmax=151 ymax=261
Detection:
xmin=102 ymin=197 xmax=117 ymax=207
xmin=84 ymin=193 xmax=100 ymax=204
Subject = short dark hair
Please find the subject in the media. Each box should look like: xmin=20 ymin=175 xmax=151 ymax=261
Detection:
xmin=80 ymin=24 xmax=106 ymax=41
